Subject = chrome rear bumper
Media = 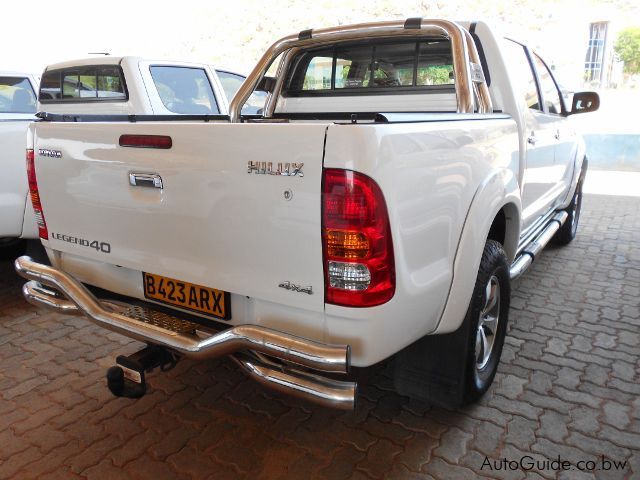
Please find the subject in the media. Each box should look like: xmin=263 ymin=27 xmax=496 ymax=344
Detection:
xmin=15 ymin=256 xmax=356 ymax=410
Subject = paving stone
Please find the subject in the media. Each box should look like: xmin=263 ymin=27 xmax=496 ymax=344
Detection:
xmin=0 ymin=193 xmax=638 ymax=479
xmin=537 ymin=410 xmax=568 ymax=443
xmin=431 ymin=427 xmax=473 ymax=464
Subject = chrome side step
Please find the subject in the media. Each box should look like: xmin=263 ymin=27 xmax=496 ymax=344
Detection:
xmin=15 ymin=256 xmax=356 ymax=410
xmin=510 ymin=211 xmax=568 ymax=280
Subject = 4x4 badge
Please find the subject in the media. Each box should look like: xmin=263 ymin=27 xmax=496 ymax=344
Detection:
xmin=248 ymin=161 xmax=303 ymax=177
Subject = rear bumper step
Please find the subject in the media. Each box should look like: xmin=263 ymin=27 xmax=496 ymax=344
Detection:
xmin=15 ymin=256 xmax=356 ymax=410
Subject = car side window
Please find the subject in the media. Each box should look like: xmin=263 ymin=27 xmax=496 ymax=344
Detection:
xmin=150 ymin=66 xmax=219 ymax=114
xmin=0 ymin=77 xmax=36 ymax=113
xmin=502 ymin=39 xmax=541 ymax=111
xmin=216 ymin=70 xmax=245 ymax=100
xmin=216 ymin=70 xmax=267 ymax=115
xmin=532 ymin=54 xmax=562 ymax=115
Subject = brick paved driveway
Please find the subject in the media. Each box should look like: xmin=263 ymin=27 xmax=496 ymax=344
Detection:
xmin=1 ymin=193 xmax=638 ymax=480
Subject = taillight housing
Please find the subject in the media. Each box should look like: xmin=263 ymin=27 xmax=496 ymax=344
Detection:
xmin=26 ymin=149 xmax=48 ymax=239
xmin=322 ymin=168 xmax=395 ymax=307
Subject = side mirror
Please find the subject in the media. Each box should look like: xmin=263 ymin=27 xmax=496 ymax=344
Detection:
xmin=570 ymin=91 xmax=599 ymax=115
xmin=256 ymin=76 xmax=276 ymax=93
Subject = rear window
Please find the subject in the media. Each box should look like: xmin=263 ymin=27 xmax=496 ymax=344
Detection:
xmin=286 ymin=38 xmax=454 ymax=95
xmin=0 ymin=77 xmax=36 ymax=113
xmin=149 ymin=66 xmax=219 ymax=114
xmin=40 ymin=66 xmax=126 ymax=102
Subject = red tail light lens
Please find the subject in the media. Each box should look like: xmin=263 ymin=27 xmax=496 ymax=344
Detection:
xmin=26 ymin=149 xmax=48 ymax=239
xmin=119 ymin=135 xmax=172 ymax=149
xmin=322 ymin=169 xmax=395 ymax=307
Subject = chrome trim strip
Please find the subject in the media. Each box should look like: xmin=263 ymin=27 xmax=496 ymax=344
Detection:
xmin=15 ymin=256 xmax=350 ymax=374
xmin=230 ymin=18 xmax=491 ymax=122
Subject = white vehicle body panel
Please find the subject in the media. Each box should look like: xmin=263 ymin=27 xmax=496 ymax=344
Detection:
xmin=0 ymin=73 xmax=39 ymax=239
xmin=275 ymin=93 xmax=457 ymax=113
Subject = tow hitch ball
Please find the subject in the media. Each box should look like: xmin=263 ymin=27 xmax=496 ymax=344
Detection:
xmin=106 ymin=345 xmax=178 ymax=398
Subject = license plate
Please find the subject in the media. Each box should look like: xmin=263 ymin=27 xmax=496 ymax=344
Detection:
xmin=142 ymin=272 xmax=230 ymax=320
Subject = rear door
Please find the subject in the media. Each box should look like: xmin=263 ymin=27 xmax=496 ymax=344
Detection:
xmin=530 ymin=53 xmax=577 ymax=192
xmin=34 ymin=121 xmax=329 ymax=312
xmin=502 ymin=40 xmax=561 ymax=231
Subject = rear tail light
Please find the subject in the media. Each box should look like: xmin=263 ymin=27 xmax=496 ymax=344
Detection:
xmin=322 ymin=169 xmax=395 ymax=307
xmin=26 ymin=149 xmax=48 ymax=239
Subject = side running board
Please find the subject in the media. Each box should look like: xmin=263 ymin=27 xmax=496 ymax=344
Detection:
xmin=510 ymin=211 xmax=568 ymax=280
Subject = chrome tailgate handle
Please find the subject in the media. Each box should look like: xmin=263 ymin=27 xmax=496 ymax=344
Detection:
xmin=129 ymin=173 xmax=163 ymax=189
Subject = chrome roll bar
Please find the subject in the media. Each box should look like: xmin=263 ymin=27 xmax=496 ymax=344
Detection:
xmin=229 ymin=18 xmax=492 ymax=122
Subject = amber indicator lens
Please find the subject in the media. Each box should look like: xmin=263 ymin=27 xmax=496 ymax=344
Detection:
xmin=326 ymin=230 xmax=370 ymax=259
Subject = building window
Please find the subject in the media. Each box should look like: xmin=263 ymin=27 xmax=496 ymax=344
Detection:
xmin=584 ymin=22 xmax=608 ymax=84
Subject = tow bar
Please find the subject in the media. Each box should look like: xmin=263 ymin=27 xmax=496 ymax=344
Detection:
xmin=106 ymin=345 xmax=178 ymax=398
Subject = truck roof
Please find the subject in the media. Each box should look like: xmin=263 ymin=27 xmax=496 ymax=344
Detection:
xmin=0 ymin=71 xmax=37 ymax=77
xmin=42 ymin=56 xmax=227 ymax=72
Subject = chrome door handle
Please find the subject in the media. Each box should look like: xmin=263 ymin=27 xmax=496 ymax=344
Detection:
xmin=554 ymin=130 xmax=561 ymax=140
xmin=129 ymin=172 xmax=163 ymax=189
xmin=527 ymin=134 xmax=537 ymax=146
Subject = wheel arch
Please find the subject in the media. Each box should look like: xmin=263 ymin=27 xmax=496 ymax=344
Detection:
xmin=432 ymin=169 xmax=521 ymax=334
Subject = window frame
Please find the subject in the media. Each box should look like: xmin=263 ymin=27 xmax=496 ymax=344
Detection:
xmin=39 ymin=65 xmax=129 ymax=104
xmin=282 ymin=38 xmax=456 ymax=98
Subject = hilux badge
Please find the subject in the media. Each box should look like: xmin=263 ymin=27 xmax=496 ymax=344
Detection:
xmin=248 ymin=161 xmax=304 ymax=177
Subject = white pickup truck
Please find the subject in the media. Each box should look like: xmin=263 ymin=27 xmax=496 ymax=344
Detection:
xmin=0 ymin=72 xmax=39 ymax=253
xmin=17 ymin=19 xmax=599 ymax=410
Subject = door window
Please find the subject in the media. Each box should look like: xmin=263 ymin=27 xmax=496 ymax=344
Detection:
xmin=0 ymin=77 xmax=36 ymax=113
xmin=532 ymin=54 xmax=563 ymax=114
xmin=150 ymin=66 xmax=219 ymax=114
xmin=502 ymin=40 xmax=541 ymax=111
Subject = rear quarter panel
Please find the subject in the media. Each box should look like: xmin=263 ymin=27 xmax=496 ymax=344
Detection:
xmin=322 ymin=118 xmax=519 ymax=361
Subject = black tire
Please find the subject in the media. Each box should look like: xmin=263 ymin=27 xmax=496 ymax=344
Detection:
xmin=462 ymin=239 xmax=511 ymax=404
xmin=553 ymin=166 xmax=586 ymax=246
xmin=393 ymin=239 xmax=510 ymax=407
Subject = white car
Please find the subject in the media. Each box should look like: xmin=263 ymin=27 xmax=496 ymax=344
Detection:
xmin=18 ymin=19 xmax=598 ymax=410
xmin=37 ymin=57 xmax=266 ymax=116
xmin=0 ymin=72 xmax=39 ymax=251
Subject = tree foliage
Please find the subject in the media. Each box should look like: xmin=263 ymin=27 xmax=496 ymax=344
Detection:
xmin=614 ymin=27 xmax=640 ymax=74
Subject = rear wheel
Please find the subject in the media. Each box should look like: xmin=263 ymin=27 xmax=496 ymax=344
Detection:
xmin=463 ymin=240 xmax=510 ymax=403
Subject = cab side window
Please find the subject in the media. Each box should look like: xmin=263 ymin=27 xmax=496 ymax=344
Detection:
xmin=532 ymin=54 xmax=562 ymax=115
xmin=0 ymin=77 xmax=36 ymax=113
xmin=502 ymin=39 xmax=541 ymax=111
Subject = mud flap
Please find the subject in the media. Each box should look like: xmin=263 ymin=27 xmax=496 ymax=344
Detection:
xmin=393 ymin=317 xmax=471 ymax=408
